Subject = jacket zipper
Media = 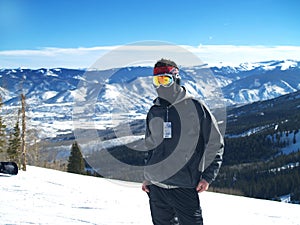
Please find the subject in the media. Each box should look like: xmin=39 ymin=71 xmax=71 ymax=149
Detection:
xmin=166 ymin=106 xmax=169 ymax=122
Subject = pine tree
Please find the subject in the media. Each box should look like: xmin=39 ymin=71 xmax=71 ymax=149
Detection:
xmin=7 ymin=120 xmax=21 ymax=163
xmin=293 ymin=130 xmax=297 ymax=144
xmin=67 ymin=141 xmax=85 ymax=174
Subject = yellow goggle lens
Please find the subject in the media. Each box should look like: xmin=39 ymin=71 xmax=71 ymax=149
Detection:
xmin=153 ymin=75 xmax=174 ymax=88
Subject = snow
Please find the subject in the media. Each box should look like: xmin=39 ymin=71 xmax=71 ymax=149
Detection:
xmin=213 ymin=60 xmax=298 ymax=73
xmin=1 ymin=166 xmax=300 ymax=225
xmin=42 ymin=91 xmax=58 ymax=100
xmin=238 ymin=60 xmax=298 ymax=71
xmin=104 ymin=84 xmax=121 ymax=99
xmin=226 ymin=125 xmax=271 ymax=138
xmin=45 ymin=69 xmax=58 ymax=77
xmin=281 ymin=60 xmax=298 ymax=70
xmin=280 ymin=131 xmax=300 ymax=154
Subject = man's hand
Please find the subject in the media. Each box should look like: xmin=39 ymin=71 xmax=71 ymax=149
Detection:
xmin=142 ymin=180 xmax=150 ymax=193
xmin=196 ymin=179 xmax=209 ymax=193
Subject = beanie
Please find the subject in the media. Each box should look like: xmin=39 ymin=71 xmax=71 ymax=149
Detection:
xmin=153 ymin=59 xmax=179 ymax=76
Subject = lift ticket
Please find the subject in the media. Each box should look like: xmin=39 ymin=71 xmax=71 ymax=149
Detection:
xmin=163 ymin=122 xmax=172 ymax=138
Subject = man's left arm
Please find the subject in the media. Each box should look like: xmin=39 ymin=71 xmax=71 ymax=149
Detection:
xmin=198 ymin=104 xmax=224 ymax=188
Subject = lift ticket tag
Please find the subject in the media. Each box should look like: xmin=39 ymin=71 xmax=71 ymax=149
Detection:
xmin=163 ymin=122 xmax=172 ymax=138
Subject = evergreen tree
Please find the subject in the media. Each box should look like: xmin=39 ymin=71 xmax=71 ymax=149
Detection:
xmin=67 ymin=141 xmax=85 ymax=174
xmin=7 ymin=120 xmax=21 ymax=163
xmin=293 ymin=130 xmax=297 ymax=144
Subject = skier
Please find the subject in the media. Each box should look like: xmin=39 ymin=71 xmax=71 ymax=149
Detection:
xmin=142 ymin=59 xmax=224 ymax=225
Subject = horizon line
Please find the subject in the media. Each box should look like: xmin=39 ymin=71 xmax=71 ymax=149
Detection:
xmin=1 ymin=44 xmax=300 ymax=69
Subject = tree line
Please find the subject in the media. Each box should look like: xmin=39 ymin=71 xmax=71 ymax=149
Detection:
xmin=0 ymin=95 xmax=27 ymax=171
xmin=212 ymin=150 xmax=300 ymax=203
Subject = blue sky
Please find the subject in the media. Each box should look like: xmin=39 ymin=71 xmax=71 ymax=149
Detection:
xmin=0 ymin=0 xmax=300 ymax=68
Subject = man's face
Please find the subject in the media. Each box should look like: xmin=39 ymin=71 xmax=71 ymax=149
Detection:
xmin=155 ymin=76 xmax=180 ymax=103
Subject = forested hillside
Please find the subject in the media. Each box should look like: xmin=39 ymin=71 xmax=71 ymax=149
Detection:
xmin=214 ymin=90 xmax=300 ymax=203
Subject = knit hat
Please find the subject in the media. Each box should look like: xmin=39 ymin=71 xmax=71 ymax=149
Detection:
xmin=153 ymin=59 xmax=179 ymax=76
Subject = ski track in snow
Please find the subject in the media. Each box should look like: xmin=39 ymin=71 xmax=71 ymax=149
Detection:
xmin=1 ymin=166 xmax=300 ymax=225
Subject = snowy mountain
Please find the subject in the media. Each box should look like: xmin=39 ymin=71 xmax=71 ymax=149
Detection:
xmin=1 ymin=166 xmax=300 ymax=225
xmin=212 ymin=60 xmax=300 ymax=104
xmin=0 ymin=59 xmax=299 ymax=140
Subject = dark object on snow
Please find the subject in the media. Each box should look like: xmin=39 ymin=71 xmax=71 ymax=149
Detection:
xmin=0 ymin=162 xmax=18 ymax=175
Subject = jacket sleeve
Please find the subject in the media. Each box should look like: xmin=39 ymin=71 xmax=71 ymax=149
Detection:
xmin=199 ymin=103 xmax=224 ymax=184
xmin=144 ymin=111 xmax=153 ymax=165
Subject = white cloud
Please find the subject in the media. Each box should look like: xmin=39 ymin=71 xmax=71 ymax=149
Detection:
xmin=190 ymin=45 xmax=300 ymax=66
xmin=0 ymin=46 xmax=117 ymax=69
xmin=1 ymin=44 xmax=300 ymax=69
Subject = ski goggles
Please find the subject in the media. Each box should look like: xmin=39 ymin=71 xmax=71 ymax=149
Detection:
xmin=153 ymin=74 xmax=174 ymax=88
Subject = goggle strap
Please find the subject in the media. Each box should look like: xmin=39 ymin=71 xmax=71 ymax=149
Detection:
xmin=153 ymin=66 xmax=179 ymax=76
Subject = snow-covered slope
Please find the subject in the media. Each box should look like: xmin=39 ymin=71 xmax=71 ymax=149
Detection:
xmin=1 ymin=166 xmax=300 ymax=225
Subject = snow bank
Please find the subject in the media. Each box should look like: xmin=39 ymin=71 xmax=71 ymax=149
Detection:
xmin=1 ymin=166 xmax=299 ymax=225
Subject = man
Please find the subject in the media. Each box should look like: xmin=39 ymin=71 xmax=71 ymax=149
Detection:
xmin=142 ymin=59 xmax=224 ymax=225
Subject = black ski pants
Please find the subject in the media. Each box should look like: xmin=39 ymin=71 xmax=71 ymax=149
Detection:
xmin=148 ymin=185 xmax=203 ymax=225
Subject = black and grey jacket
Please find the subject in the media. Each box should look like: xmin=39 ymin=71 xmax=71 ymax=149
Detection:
xmin=144 ymin=88 xmax=224 ymax=188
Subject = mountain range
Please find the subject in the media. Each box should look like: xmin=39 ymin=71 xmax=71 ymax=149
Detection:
xmin=0 ymin=59 xmax=299 ymax=141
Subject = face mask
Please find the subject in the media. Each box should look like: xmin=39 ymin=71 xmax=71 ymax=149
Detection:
xmin=156 ymin=81 xmax=181 ymax=103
